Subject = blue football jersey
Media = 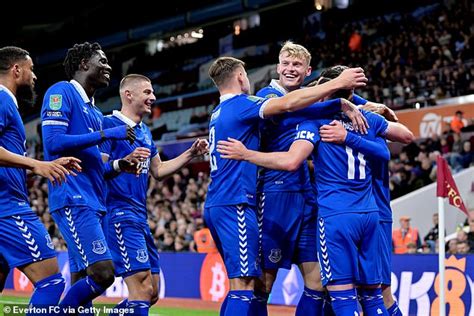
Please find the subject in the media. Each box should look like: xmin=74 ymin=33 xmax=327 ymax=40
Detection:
xmin=205 ymin=94 xmax=269 ymax=207
xmin=295 ymin=110 xmax=388 ymax=217
xmin=100 ymin=111 xmax=158 ymax=222
xmin=41 ymin=80 xmax=107 ymax=213
xmin=371 ymin=144 xmax=392 ymax=221
xmin=257 ymin=80 xmax=312 ymax=192
xmin=0 ymin=85 xmax=31 ymax=217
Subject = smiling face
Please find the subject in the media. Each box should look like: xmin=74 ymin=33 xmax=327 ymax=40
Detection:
xmin=86 ymin=50 xmax=112 ymax=89
xmin=129 ymin=80 xmax=156 ymax=116
xmin=277 ymin=52 xmax=311 ymax=91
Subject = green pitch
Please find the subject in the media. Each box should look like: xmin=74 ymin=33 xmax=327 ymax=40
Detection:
xmin=0 ymin=296 xmax=218 ymax=316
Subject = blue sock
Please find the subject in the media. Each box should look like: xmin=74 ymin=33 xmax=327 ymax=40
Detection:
xmin=250 ymin=290 xmax=268 ymax=316
xmin=220 ymin=295 xmax=229 ymax=316
xmin=127 ymin=300 xmax=150 ymax=316
xmin=387 ymin=302 xmax=403 ymax=316
xmin=27 ymin=273 xmax=65 ymax=315
xmin=328 ymin=289 xmax=359 ymax=315
xmin=59 ymin=276 xmax=105 ymax=310
xmin=296 ymin=287 xmax=324 ymax=316
xmin=224 ymin=290 xmax=253 ymax=316
xmin=358 ymin=288 xmax=389 ymax=316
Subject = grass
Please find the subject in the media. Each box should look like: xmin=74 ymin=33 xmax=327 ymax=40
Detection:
xmin=0 ymin=296 xmax=218 ymax=316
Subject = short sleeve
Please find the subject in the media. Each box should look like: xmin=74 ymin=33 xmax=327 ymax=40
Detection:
xmin=238 ymin=95 xmax=269 ymax=123
xmin=149 ymin=130 xmax=158 ymax=158
xmin=256 ymin=87 xmax=283 ymax=99
xmin=41 ymin=83 xmax=71 ymax=128
xmin=294 ymin=120 xmax=320 ymax=146
xmin=365 ymin=110 xmax=388 ymax=137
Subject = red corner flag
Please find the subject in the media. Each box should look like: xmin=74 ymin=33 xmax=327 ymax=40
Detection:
xmin=436 ymin=156 xmax=468 ymax=215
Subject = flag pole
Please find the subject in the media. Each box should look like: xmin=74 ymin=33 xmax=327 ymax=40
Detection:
xmin=438 ymin=196 xmax=446 ymax=316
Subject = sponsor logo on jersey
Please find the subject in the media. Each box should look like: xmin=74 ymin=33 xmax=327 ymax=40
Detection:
xmin=296 ymin=130 xmax=315 ymax=141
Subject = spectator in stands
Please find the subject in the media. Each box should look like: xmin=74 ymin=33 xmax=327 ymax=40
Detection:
xmin=446 ymin=239 xmax=458 ymax=255
xmin=406 ymin=243 xmax=418 ymax=254
xmin=424 ymin=213 xmax=440 ymax=252
xmin=456 ymin=240 xmax=470 ymax=254
xmin=450 ymin=110 xmax=467 ymax=134
xmin=392 ymin=216 xmax=421 ymax=254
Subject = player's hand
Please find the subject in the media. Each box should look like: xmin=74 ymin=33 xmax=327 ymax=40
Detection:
xmin=31 ymin=160 xmax=71 ymax=186
xmin=216 ymin=138 xmax=248 ymax=160
xmin=102 ymin=125 xmax=136 ymax=144
xmin=53 ymin=157 xmax=82 ymax=176
xmin=359 ymin=103 xmax=399 ymax=122
xmin=336 ymin=67 xmax=368 ymax=89
xmin=319 ymin=120 xmax=348 ymax=144
xmin=341 ymin=98 xmax=368 ymax=134
xmin=189 ymin=138 xmax=209 ymax=157
xmin=122 ymin=147 xmax=150 ymax=176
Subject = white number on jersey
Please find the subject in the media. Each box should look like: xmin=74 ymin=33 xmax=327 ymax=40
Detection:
xmin=345 ymin=146 xmax=366 ymax=180
xmin=209 ymin=126 xmax=218 ymax=172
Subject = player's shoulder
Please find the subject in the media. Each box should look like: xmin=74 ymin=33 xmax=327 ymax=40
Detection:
xmin=361 ymin=109 xmax=385 ymax=123
xmin=256 ymin=86 xmax=282 ymax=98
xmin=45 ymin=81 xmax=71 ymax=94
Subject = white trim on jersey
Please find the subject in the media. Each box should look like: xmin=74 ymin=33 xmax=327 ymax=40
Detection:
xmin=41 ymin=120 xmax=69 ymax=127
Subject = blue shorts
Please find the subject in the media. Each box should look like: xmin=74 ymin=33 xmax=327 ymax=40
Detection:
xmin=204 ymin=204 xmax=261 ymax=279
xmin=259 ymin=192 xmax=317 ymax=270
xmin=380 ymin=220 xmax=392 ymax=285
xmin=0 ymin=212 xmax=56 ymax=269
xmin=106 ymin=218 xmax=160 ymax=278
xmin=317 ymin=212 xmax=381 ymax=286
xmin=51 ymin=207 xmax=112 ymax=273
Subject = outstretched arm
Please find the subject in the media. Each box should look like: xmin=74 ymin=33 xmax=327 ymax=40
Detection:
xmin=386 ymin=122 xmax=414 ymax=144
xmin=262 ymin=68 xmax=368 ymax=117
xmin=217 ymin=138 xmax=313 ymax=172
xmin=0 ymin=147 xmax=81 ymax=184
xmin=150 ymin=139 xmax=208 ymax=180
xmin=42 ymin=124 xmax=135 ymax=155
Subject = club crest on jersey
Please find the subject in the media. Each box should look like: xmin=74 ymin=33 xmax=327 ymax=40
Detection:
xmin=92 ymin=240 xmax=107 ymax=254
xmin=136 ymin=249 xmax=149 ymax=263
xmin=268 ymin=249 xmax=282 ymax=263
xmin=45 ymin=234 xmax=54 ymax=250
xmin=49 ymin=94 xmax=62 ymax=110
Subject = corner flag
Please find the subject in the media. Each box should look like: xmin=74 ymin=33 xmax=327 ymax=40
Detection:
xmin=436 ymin=155 xmax=468 ymax=215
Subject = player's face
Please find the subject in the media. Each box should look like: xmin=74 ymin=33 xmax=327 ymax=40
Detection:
xmin=15 ymin=56 xmax=37 ymax=107
xmin=277 ymin=53 xmax=311 ymax=91
xmin=131 ymin=81 xmax=156 ymax=116
xmin=87 ymin=50 xmax=112 ymax=88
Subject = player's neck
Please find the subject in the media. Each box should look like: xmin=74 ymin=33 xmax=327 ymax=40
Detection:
xmin=120 ymin=108 xmax=142 ymax=125
xmin=0 ymin=78 xmax=16 ymax=95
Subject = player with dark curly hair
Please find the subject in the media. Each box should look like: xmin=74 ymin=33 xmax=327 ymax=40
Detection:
xmin=40 ymin=41 xmax=137 ymax=312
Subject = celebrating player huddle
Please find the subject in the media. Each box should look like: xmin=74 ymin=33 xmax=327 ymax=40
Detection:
xmin=0 ymin=39 xmax=413 ymax=316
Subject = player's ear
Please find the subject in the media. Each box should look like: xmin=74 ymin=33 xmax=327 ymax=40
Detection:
xmin=80 ymin=59 xmax=89 ymax=71
xmin=306 ymin=66 xmax=312 ymax=77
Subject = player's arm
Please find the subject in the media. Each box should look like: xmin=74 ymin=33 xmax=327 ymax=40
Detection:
xmin=319 ymin=121 xmax=390 ymax=161
xmin=0 ymin=147 xmax=81 ymax=184
xmin=262 ymin=68 xmax=367 ymax=117
xmin=386 ymin=122 xmax=414 ymax=144
xmin=42 ymin=124 xmax=135 ymax=155
xmin=217 ymin=138 xmax=313 ymax=172
xmin=286 ymin=98 xmax=368 ymax=133
xmin=150 ymin=139 xmax=208 ymax=180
